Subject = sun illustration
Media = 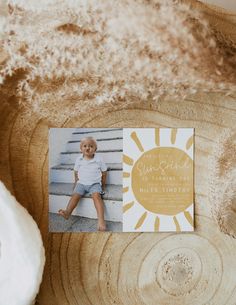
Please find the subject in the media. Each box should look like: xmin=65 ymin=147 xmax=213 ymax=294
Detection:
xmin=123 ymin=128 xmax=194 ymax=232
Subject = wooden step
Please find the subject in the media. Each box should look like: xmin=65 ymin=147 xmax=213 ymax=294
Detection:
xmin=67 ymin=137 xmax=123 ymax=151
xmin=60 ymin=150 xmax=122 ymax=164
xmin=73 ymin=128 xmax=122 ymax=134
xmin=71 ymin=129 xmax=123 ymax=141
xmin=49 ymin=183 xmax=123 ymax=222
xmin=50 ymin=163 xmax=122 ymax=184
xmin=49 ymin=183 xmax=122 ymax=199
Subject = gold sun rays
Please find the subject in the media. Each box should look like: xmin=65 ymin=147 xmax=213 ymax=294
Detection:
xmin=173 ymin=216 xmax=181 ymax=232
xmin=186 ymin=135 xmax=194 ymax=150
xmin=130 ymin=131 xmax=144 ymax=152
xmin=134 ymin=212 xmax=147 ymax=230
xmin=123 ymin=128 xmax=194 ymax=232
xmin=123 ymin=153 xmax=133 ymax=201
xmin=123 ymin=186 xmax=129 ymax=193
xmin=123 ymin=201 xmax=134 ymax=213
xmin=154 ymin=216 xmax=160 ymax=231
xmin=184 ymin=211 xmax=194 ymax=226
xmin=123 ymin=172 xmax=130 ymax=178
xmin=123 ymin=154 xmax=134 ymax=166
xmin=155 ymin=128 xmax=160 ymax=146
xmin=171 ymin=128 xmax=177 ymax=144
xmin=123 ymin=131 xmax=143 ymax=215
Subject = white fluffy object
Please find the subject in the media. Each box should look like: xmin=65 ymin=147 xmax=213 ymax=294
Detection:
xmin=0 ymin=181 xmax=45 ymax=305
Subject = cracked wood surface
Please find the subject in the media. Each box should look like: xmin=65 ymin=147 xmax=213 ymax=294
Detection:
xmin=0 ymin=89 xmax=236 ymax=305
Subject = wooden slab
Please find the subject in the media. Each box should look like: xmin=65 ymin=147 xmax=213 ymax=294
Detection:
xmin=0 ymin=1 xmax=236 ymax=304
xmin=0 ymin=89 xmax=236 ymax=304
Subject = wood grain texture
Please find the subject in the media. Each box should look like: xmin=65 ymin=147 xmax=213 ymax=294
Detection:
xmin=1 ymin=84 xmax=236 ymax=304
xmin=0 ymin=1 xmax=236 ymax=304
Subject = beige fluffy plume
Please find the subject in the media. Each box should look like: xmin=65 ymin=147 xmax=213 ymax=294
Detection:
xmin=210 ymin=130 xmax=236 ymax=238
xmin=0 ymin=0 xmax=235 ymax=120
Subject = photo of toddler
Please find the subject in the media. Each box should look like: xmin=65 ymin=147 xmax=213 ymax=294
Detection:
xmin=49 ymin=128 xmax=123 ymax=232
xmin=58 ymin=137 xmax=107 ymax=231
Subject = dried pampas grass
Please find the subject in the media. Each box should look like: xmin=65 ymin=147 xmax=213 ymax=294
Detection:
xmin=209 ymin=130 xmax=236 ymax=238
xmin=0 ymin=0 xmax=235 ymax=120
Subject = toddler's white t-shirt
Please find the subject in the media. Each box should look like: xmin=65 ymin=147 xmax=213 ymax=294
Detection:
xmin=73 ymin=154 xmax=107 ymax=185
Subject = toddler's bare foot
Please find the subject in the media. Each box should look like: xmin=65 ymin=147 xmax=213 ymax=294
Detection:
xmin=58 ymin=209 xmax=70 ymax=220
xmin=98 ymin=222 xmax=106 ymax=232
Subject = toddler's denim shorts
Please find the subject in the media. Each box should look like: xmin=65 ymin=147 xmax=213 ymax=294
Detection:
xmin=73 ymin=183 xmax=102 ymax=196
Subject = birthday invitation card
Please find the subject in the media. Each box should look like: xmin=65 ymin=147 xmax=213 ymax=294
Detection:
xmin=49 ymin=127 xmax=194 ymax=232
xmin=123 ymin=128 xmax=194 ymax=232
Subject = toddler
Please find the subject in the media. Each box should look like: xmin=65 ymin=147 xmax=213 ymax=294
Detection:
xmin=58 ymin=136 xmax=107 ymax=231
